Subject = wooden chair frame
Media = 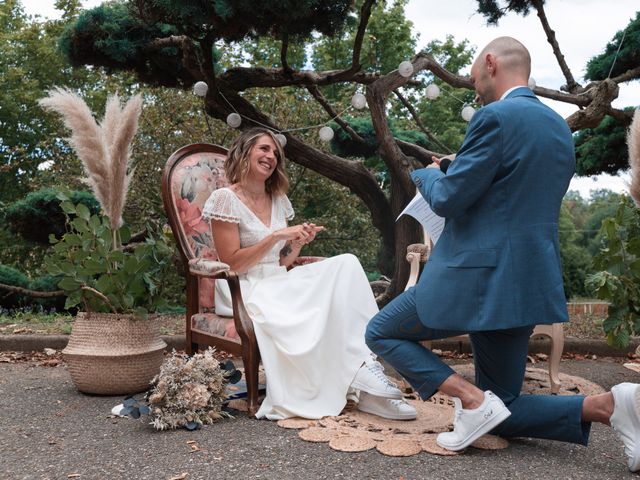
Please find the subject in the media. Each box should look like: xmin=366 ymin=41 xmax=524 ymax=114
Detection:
xmin=162 ymin=143 xmax=262 ymax=415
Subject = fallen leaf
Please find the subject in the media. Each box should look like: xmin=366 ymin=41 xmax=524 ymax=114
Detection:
xmin=623 ymin=363 xmax=640 ymax=373
xmin=168 ymin=474 xmax=188 ymax=480
xmin=67 ymin=474 xmax=81 ymax=478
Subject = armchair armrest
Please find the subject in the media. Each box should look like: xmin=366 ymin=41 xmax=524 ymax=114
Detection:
xmin=188 ymin=258 xmax=230 ymax=277
xmin=405 ymin=243 xmax=431 ymax=291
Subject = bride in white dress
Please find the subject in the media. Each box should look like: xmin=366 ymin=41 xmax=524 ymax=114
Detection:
xmin=202 ymin=128 xmax=416 ymax=421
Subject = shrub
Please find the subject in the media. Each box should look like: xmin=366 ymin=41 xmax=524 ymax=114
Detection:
xmin=4 ymin=188 xmax=100 ymax=244
xmin=0 ymin=264 xmax=30 ymax=309
xmin=586 ymin=196 xmax=640 ymax=348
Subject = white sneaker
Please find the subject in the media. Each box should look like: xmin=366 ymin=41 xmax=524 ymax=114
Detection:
xmin=436 ymin=391 xmax=511 ymax=451
xmin=350 ymin=357 xmax=403 ymax=399
xmin=357 ymin=392 xmax=417 ymax=420
xmin=611 ymin=383 xmax=640 ymax=472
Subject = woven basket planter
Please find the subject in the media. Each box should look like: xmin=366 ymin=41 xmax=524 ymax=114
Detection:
xmin=63 ymin=312 xmax=167 ymax=395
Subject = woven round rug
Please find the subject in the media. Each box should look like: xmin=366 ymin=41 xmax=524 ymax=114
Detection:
xmin=268 ymin=366 xmax=605 ymax=457
xmin=226 ymin=366 xmax=603 ymax=457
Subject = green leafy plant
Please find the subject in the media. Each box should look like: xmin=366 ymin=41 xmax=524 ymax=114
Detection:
xmin=45 ymin=197 xmax=173 ymax=316
xmin=586 ymin=195 xmax=640 ymax=348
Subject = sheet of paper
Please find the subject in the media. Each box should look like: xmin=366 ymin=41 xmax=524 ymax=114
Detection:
xmin=396 ymin=192 xmax=445 ymax=245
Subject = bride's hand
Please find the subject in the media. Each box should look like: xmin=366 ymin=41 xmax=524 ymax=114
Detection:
xmin=298 ymin=223 xmax=324 ymax=245
xmin=273 ymin=225 xmax=310 ymax=243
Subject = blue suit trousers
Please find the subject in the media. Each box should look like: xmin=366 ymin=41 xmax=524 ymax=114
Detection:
xmin=365 ymin=287 xmax=591 ymax=445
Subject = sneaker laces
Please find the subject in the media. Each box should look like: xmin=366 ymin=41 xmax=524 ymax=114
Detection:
xmin=365 ymin=358 xmax=398 ymax=388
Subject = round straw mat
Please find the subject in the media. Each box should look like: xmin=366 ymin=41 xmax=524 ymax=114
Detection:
xmin=274 ymin=366 xmax=604 ymax=457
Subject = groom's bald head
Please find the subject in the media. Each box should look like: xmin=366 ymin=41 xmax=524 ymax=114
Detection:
xmin=471 ymin=36 xmax=531 ymax=105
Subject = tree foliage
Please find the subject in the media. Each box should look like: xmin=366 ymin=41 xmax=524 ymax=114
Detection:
xmin=574 ymin=113 xmax=632 ymax=176
xmin=585 ymin=11 xmax=640 ymax=81
xmin=0 ymin=0 xmax=106 ymax=203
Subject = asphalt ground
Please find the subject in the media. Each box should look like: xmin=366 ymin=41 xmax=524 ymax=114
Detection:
xmin=2 ymin=355 xmax=640 ymax=480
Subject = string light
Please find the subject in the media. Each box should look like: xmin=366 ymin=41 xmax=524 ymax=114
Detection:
xmin=461 ymin=105 xmax=475 ymax=122
xmin=226 ymin=112 xmax=242 ymax=128
xmin=274 ymin=133 xmax=287 ymax=147
xmin=193 ymin=81 xmax=208 ymax=97
xmin=398 ymin=60 xmax=414 ymax=78
xmin=192 ymin=78 xmax=469 ymax=148
xmin=318 ymin=126 xmax=335 ymax=142
xmin=425 ymin=84 xmax=440 ymax=100
xmin=351 ymin=93 xmax=367 ymax=109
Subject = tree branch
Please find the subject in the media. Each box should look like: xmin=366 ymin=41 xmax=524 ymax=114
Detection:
xmin=565 ymin=79 xmax=620 ymax=130
xmin=395 ymin=140 xmax=439 ymax=166
xmin=306 ymin=85 xmax=366 ymax=143
xmin=393 ymin=89 xmax=453 ymax=153
xmin=280 ymin=33 xmax=292 ymax=73
xmin=145 ymin=35 xmax=203 ymax=81
xmin=219 ymin=67 xmax=380 ymax=91
xmin=606 ymin=106 xmax=634 ymax=125
xmin=612 ymin=66 xmax=640 ymax=85
xmin=532 ymin=0 xmax=579 ymax=92
xmin=81 ymin=286 xmax=117 ymax=314
xmin=0 ymin=283 xmax=64 ymax=298
xmin=349 ymin=0 xmax=375 ymax=73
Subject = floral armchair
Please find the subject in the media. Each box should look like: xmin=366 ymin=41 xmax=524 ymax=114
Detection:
xmin=162 ymin=143 xmax=264 ymax=414
xmin=405 ymin=241 xmax=564 ymax=394
xmin=162 ymin=143 xmax=322 ymax=415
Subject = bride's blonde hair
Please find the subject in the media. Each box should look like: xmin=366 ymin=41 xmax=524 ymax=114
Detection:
xmin=225 ymin=128 xmax=289 ymax=195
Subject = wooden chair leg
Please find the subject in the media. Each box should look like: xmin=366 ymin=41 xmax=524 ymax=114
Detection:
xmin=532 ymin=324 xmax=564 ymax=394
xmin=244 ymin=347 xmax=261 ymax=416
xmin=547 ymin=323 xmax=564 ymax=394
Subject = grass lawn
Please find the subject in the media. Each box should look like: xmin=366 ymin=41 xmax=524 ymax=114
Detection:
xmin=0 ymin=311 xmax=185 ymax=336
xmin=0 ymin=308 xmax=607 ymax=340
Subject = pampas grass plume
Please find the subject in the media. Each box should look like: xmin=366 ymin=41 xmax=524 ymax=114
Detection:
xmin=627 ymin=108 xmax=640 ymax=207
xmin=39 ymin=88 xmax=142 ymax=233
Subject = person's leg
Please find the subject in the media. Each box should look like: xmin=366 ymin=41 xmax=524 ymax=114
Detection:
xmin=365 ymin=287 xmax=465 ymax=400
xmin=470 ymin=327 xmax=591 ymax=445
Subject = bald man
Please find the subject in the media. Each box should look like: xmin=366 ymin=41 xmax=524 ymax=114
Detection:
xmin=366 ymin=37 xmax=640 ymax=471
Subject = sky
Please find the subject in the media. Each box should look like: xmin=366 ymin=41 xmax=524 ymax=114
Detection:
xmin=20 ymin=0 xmax=639 ymax=199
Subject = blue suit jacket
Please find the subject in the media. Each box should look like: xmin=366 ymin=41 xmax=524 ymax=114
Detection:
xmin=410 ymin=87 xmax=575 ymax=331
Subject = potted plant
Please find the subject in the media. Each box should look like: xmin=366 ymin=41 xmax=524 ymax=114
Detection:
xmin=40 ymin=89 xmax=171 ymax=395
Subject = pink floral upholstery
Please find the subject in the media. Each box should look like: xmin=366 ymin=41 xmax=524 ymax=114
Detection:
xmin=170 ymin=150 xmax=240 ymax=339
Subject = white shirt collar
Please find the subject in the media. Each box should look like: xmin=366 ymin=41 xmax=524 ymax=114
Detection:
xmin=500 ymin=85 xmax=527 ymax=100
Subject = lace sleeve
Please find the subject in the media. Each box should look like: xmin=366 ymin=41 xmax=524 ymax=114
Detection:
xmin=281 ymin=194 xmax=295 ymax=221
xmin=202 ymin=188 xmax=240 ymax=223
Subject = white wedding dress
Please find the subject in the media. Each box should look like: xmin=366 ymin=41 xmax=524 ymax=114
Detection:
xmin=202 ymin=188 xmax=378 ymax=420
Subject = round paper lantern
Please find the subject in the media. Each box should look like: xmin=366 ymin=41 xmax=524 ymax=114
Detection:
xmin=461 ymin=105 xmax=476 ymax=122
xmin=398 ymin=60 xmax=414 ymax=78
xmin=226 ymin=113 xmax=242 ymax=128
xmin=425 ymin=84 xmax=440 ymax=100
xmin=528 ymin=77 xmax=537 ymax=89
xmin=351 ymin=93 xmax=367 ymax=109
xmin=318 ymin=126 xmax=334 ymax=142
xmin=193 ymin=81 xmax=208 ymax=97
xmin=275 ymin=133 xmax=287 ymax=147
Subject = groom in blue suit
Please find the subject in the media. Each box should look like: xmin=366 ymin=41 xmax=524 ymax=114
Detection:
xmin=366 ymin=37 xmax=640 ymax=470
